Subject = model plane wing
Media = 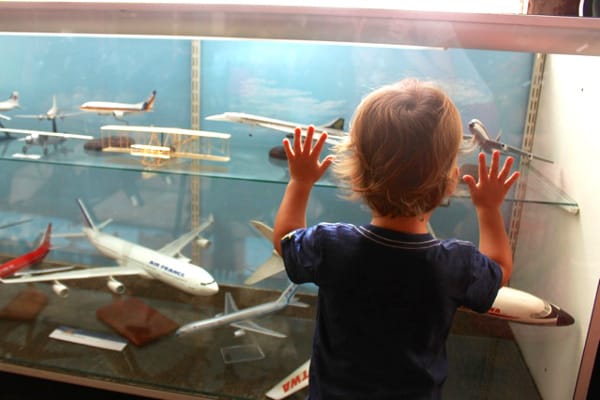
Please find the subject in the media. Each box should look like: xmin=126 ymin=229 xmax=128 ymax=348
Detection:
xmin=230 ymin=320 xmax=287 ymax=339
xmin=245 ymin=220 xmax=285 ymax=285
xmin=0 ymin=128 xmax=93 ymax=140
xmin=0 ymin=113 xmax=11 ymax=121
xmin=245 ymin=254 xmax=285 ymax=285
xmin=1 ymin=264 xmax=149 ymax=284
xmin=158 ymin=214 xmax=214 ymax=257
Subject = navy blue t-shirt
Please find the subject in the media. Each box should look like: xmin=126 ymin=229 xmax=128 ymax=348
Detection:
xmin=280 ymin=223 xmax=502 ymax=400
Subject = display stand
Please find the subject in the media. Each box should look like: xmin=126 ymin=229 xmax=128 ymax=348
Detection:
xmin=0 ymin=288 xmax=48 ymax=320
xmin=96 ymin=296 xmax=179 ymax=346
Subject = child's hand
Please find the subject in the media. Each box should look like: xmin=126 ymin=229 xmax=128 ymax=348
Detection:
xmin=462 ymin=151 xmax=520 ymax=210
xmin=283 ymin=125 xmax=335 ymax=186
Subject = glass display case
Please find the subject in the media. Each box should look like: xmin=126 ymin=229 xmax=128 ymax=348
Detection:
xmin=0 ymin=2 xmax=598 ymax=400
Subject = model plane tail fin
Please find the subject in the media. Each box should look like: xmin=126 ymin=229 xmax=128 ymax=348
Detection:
xmin=142 ymin=90 xmax=157 ymax=111
xmin=76 ymin=198 xmax=98 ymax=231
xmin=323 ymin=117 xmax=344 ymax=131
xmin=38 ymin=223 xmax=52 ymax=248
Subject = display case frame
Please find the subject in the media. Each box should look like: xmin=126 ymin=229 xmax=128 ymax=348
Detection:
xmin=0 ymin=2 xmax=598 ymax=400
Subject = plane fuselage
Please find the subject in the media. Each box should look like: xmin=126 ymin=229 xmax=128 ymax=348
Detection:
xmin=83 ymin=228 xmax=218 ymax=296
xmin=0 ymin=238 xmax=49 ymax=278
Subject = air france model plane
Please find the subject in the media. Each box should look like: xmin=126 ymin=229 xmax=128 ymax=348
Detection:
xmin=80 ymin=90 xmax=156 ymax=121
xmin=1 ymin=199 xmax=218 ymax=298
xmin=206 ymin=111 xmax=347 ymax=144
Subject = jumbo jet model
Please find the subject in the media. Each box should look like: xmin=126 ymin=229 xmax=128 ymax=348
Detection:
xmin=79 ymin=90 xmax=156 ymax=121
xmin=16 ymin=96 xmax=82 ymax=132
xmin=0 ymin=127 xmax=93 ymax=156
xmin=206 ymin=112 xmax=347 ymax=144
xmin=1 ymin=199 xmax=218 ymax=298
xmin=463 ymin=119 xmax=553 ymax=164
xmin=177 ymin=282 xmax=305 ymax=338
xmin=0 ymin=91 xmax=20 ymax=124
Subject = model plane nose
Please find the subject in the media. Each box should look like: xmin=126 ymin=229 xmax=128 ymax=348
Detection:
xmin=202 ymin=280 xmax=219 ymax=295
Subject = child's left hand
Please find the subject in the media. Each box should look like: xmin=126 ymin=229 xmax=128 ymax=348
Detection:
xmin=283 ymin=125 xmax=335 ymax=186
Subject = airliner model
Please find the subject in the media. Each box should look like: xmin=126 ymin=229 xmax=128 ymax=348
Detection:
xmin=0 ymin=223 xmax=74 ymax=279
xmin=0 ymin=223 xmax=51 ymax=278
xmin=463 ymin=118 xmax=553 ymax=163
xmin=16 ymin=96 xmax=82 ymax=132
xmin=176 ymin=282 xmax=305 ymax=338
xmin=0 ymin=127 xmax=93 ymax=156
xmin=1 ymin=199 xmax=219 ymax=298
xmin=79 ymin=90 xmax=156 ymax=121
xmin=206 ymin=111 xmax=347 ymax=144
xmin=0 ymin=91 xmax=20 ymax=122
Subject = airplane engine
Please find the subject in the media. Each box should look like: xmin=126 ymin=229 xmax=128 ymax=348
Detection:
xmin=196 ymin=238 xmax=211 ymax=248
xmin=107 ymin=277 xmax=126 ymax=294
xmin=233 ymin=329 xmax=246 ymax=338
xmin=501 ymin=143 xmax=508 ymax=151
xmin=52 ymin=280 xmax=69 ymax=298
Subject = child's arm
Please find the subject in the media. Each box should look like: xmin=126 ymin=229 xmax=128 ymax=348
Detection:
xmin=273 ymin=125 xmax=334 ymax=255
xmin=462 ymin=150 xmax=520 ymax=286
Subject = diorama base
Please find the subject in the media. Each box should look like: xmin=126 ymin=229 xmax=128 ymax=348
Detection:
xmin=0 ymin=288 xmax=48 ymax=320
xmin=96 ymin=296 xmax=179 ymax=346
xmin=220 ymin=343 xmax=265 ymax=364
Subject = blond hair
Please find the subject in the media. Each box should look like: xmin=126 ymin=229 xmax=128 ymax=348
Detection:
xmin=334 ymin=79 xmax=463 ymax=217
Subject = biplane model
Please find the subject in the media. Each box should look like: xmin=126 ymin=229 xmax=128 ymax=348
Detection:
xmin=100 ymin=125 xmax=231 ymax=167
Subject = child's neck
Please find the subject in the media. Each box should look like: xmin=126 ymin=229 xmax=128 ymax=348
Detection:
xmin=370 ymin=213 xmax=432 ymax=234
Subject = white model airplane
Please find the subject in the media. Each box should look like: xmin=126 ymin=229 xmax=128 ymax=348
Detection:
xmin=1 ymin=199 xmax=219 ymax=298
xmin=0 ymin=91 xmax=20 ymax=122
xmin=79 ymin=90 xmax=156 ymax=121
xmin=205 ymin=112 xmax=347 ymax=144
xmin=176 ymin=282 xmax=305 ymax=338
xmin=0 ymin=127 xmax=93 ymax=156
xmin=463 ymin=118 xmax=553 ymax=163
xmin=16 ymin=96 xmax=82 ymax=132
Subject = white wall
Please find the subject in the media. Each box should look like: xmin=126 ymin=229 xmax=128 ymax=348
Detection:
xmin=511 ymin=53 xmax=600 ymax=400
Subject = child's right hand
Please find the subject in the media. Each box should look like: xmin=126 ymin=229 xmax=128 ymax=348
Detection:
xmin=462 ymin=150 xmax=520 ymax=210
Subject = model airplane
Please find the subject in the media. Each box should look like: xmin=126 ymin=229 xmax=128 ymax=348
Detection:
xmin=463 ymin=118 xmax=553 ymax=163
xmin=79 ymin=90 xmax=156 ymax=121
xmin=205 ymin=112 xmax=347 ymax=144
xmin=0 ymin=91 xmax=20 ymax=122
xmin=16 ymin=96 xmax=82 ymax=132
xmin=0 ymin=223 xmax=75 ymax=279
xmin=176 ymin=282 xmax=306 ymax=338
xmin=0 ymin=127 xmax=93 ymax=156
xmin=100 ymin=124 xmax=231 ymax=167
xmin=1 ymin=199 xmax=219 ymax=298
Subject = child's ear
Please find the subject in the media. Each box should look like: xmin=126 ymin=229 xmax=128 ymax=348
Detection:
xmin=445 ymin=166 xmax=460 ymax=196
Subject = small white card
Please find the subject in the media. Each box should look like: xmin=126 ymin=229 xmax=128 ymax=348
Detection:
xmin=50 ymin=326 xmax=128 ymax=352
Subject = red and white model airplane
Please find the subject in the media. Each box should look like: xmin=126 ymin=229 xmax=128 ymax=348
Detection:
xmin=79 ymin=90 xmax=156 ymax=121
xmin=0 ymin=223 xmax=71 ymax=278
xmin=0 ymin=91 xmax=20 ymax=122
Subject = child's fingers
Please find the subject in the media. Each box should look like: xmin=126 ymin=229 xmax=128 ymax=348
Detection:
xmin=293 ymin=127 xmax=303 ymax=154
xmin=497 ymin=156 xmax=514 ymax=182
xmin=477 ymin=152 xmax=488 ymax=183
xmin=312 ymin=131 xmax=328 ymax=157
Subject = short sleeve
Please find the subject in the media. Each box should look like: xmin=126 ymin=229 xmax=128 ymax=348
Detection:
xmin=462 ymin=250 xmax=503 ymax=313
xmin=280 ymin=225 xmax=324 ymax=285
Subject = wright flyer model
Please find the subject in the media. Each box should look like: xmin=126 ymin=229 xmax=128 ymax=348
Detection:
xmin=101 ymin=125 xmax=231 ymax=167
